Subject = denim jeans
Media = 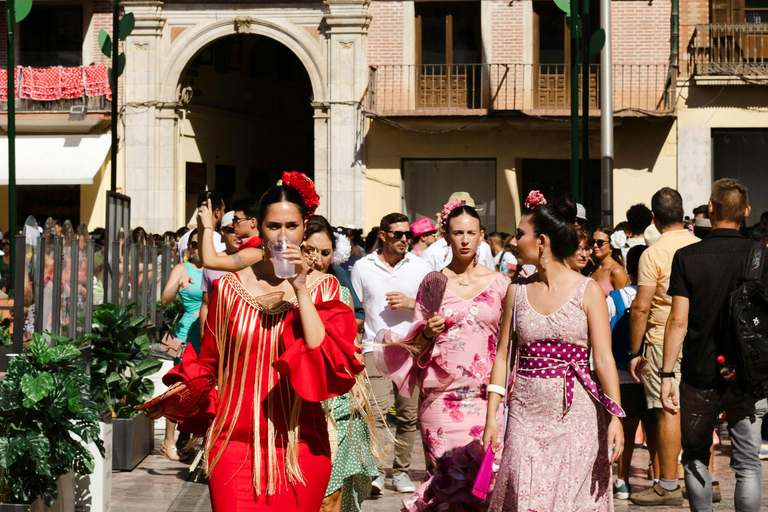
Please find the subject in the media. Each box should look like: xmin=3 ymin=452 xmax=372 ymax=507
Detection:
xmin=680 ymin=381 xmax=767 ymax=512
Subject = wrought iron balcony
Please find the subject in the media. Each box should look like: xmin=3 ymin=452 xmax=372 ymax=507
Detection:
xmin=689 ymin=24 xmax=768 ymax=76
xmin=0 ymin=95 xmax=111 ymax=113
xmin=366 ymin=63 xmax=673 ymax=117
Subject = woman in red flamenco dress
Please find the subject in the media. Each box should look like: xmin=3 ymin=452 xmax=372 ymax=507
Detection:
xmin=147 ymin=176 xmax=364 ymax=511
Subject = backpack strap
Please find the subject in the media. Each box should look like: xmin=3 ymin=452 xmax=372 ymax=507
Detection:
xmin=746 ymin=241 xmax=766 ymax=282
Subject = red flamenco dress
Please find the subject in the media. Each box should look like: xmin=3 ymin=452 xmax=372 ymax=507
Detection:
xmin=163 ymin=272 xmax=364 ymax=511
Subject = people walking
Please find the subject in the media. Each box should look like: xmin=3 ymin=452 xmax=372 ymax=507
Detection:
xmin=159 ymin=229 xmax=204 ymax=461
xmin=350 ymin=212 xmax=431 ymax=495
xmin=147 ymin=172 xmax=364 ymax=511
xmin=409 ymin=218 xmax=437 ymax=257
xmin=628 ymin=187 xmax=700 ymax=506
xmin=421 ymin=193 xmax=495 ymax=271
xmin=663 ymin=178 xmax=767 ymax=512
xmin=375 ymin=200 xmax=509 ymax=511
xmin=484 ymin=192 xmax=625 ymax=512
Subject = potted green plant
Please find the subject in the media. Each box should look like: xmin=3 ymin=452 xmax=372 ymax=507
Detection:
xmin=0 ymin=333 xmax=104 ymax=511
xmin=89 ymin=303 xmax=162 ymax=471
xmin=0 ymin=311 xmax=14 ymax=373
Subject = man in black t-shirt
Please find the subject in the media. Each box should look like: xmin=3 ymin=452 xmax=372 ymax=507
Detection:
xmin=662 ymin=178 xmax=767 ymax=512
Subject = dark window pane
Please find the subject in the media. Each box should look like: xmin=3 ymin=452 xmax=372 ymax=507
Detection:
xmin=420 ymin=8 xmax=447 ymax=65
xmin=20 ymin=5 xmax=83 ymax=67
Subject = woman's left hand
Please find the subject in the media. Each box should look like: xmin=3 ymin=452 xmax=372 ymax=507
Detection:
xmin=349 ymin=383 xmax=366 ymax=412
xmin=607 ymin=415 xmax=624 ymax=464
xmin=283 ymin=242 xmax=309 ymax=291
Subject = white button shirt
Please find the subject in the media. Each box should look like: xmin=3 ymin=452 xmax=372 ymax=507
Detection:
xmin=420 ymin=237 xmax=496 ymax=272
xmin=350 ymin=251 xmax=431 ymax=354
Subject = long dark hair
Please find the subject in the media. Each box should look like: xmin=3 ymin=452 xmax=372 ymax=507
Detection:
xmin=305 ymin=215 xmax=336 ymax=251
xmin=257 ymin=185 xmax=307 ymax=225
xmin=525 ymin=194 xmax=579 ymax=260
xmin=593 ymin=224 xmax=624 ymax=267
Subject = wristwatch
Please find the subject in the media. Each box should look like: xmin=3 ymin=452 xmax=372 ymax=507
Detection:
xmin=627 ymin=349 xmax=642 ymax=360
xmin=658 ymin=369 xmax=676 ymax=379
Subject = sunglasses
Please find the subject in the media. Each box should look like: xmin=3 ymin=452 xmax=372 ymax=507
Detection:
xmin=592 ymin=239 xmax=609 ymax=248
xmin=386 ymin=230 xmax=414 ymax=240
xmin=221 ymin=226 xmax=235 ymax=235
xmin=188 ymin=241 xmax=198 ymax=249
xmin=232 ymin=216 xmax=251 ymax=225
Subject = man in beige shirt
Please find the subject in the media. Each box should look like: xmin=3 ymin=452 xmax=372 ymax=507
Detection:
xmin=628 ymin=187 xmax=699 ymax=506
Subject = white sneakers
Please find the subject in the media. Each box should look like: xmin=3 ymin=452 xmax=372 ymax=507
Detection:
xmin=392 ymin=472 xmax=416 ymax=493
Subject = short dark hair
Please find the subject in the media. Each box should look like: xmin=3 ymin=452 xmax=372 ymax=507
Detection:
xmin=380 ymin=213 xmax=409 ymax=233
xmin=626 ymin=204 xmax=653 ymax=235
xmin=693 ymin=204 xmax=709 ymax=218
xmin=614 ymin=221 xmax=632 ymax=237
xmin=651 ymin=188 xmax=684 ymax=229
xmin=487 ymin=231 xmax=503 ymax=242
xmin=232 ymin=196 xmax=259 ymax=219
xmin=626 ymin=244 xmax=648 ymax=279
xmin=197 ymin=190 xmax=225 ymax=211
xmin=710 ymin=178 xmax=749 ymax=224
xmin=761 ymin=211 xmax=768 ymax=221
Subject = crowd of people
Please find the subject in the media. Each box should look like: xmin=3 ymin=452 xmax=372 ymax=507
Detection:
xmin=115 ymin=173 xmax=766 ymax=512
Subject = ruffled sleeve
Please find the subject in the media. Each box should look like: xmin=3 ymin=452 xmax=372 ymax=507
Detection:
xmin=272 ymin=279 xmax=363 ymax=402
xmin=161 ymin=287 xmax=220 ymax=435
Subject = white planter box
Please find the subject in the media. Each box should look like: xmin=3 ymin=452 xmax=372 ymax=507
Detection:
xmin=74 ymin=413 xmax=112 ymax=512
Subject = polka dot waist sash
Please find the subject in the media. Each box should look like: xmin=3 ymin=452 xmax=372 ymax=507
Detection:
xmin=518 ymin=340 xmax=625 ymax=417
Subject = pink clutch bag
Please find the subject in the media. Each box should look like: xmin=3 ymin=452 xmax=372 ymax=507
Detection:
xmin=471 ymin=445 xmax=496 ymax=499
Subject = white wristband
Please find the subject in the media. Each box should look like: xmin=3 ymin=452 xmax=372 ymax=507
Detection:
xmin=486 ymin=384 xmax=506 ymax=397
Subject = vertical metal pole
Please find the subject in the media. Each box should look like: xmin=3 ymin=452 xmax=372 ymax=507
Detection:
xmin=161 ymin=244 xmax=171 ymax=293
xmin=6 ymin=0 xmax=16 ymax=287
xmin=131 ymin=243 xmax=139 ymax=306
xmin=150 ymin=245 xmax=159 ymax=329
xmin=581 ymin=0 xmax=590 ymax=204
xmin=51 ymin=237 xmax=63 ymax=336
xmin=111 ymin=240 xmax=120 ymax=305
xmin=670 ymin=0 xmax=679 ymax=107
xmin=601 ymin=0 xmax=614 ymax=226
xmin=569 ymin=0 xmax=580 ymax=201
xmin=33 ymin=237 xmax=45 ymax=335
xmin=11 ymin=234 xmax=24 ymax=352
xmin=141 ymin=244 xmax=149 ymax=316
xmin=122 ymin=243 xmax=130 ymax=306
xmin=70 ymin=240 xmax=79 ymax=338
xmin=110 ymin=0 xmax=119 ymax=192
xmin=85 ymin=240 xmax=94 ymax=334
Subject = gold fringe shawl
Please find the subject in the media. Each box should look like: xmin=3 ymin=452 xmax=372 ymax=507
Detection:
xmin=203 ymin=272 xmax=338 ymax=496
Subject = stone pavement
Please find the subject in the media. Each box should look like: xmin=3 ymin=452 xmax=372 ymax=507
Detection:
xmin=112 ymin=427 xmax=768 ymax=512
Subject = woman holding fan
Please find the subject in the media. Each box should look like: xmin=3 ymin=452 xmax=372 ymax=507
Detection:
xmin=375 ymin=199 xmax=509 ymax=511
xmin=144 ymin=173 xmax=364 ymax=512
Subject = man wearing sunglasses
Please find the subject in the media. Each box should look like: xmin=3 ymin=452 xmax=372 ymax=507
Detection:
xmin=179 ymin=190 xmax=227 ymax=263
xmin=231 ymin=197 xmax=261 ymax=244
xmin=351 ymin=212 xmax=430 ymax=495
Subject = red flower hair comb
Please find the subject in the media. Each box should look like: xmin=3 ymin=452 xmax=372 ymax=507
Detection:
xmin=278 ymin=171 xmax=320 ymax=219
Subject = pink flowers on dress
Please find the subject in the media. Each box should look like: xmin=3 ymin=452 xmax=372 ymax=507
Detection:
xmin=524 ymin=190 xmax=547 ymax=210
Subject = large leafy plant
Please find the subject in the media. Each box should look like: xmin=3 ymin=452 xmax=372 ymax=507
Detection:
xmin=157 ymin=298 xmax=184 ymax=338
xmin=0 ymin=333 xmax=104 ymax=507
xmin=0 ymin=312 xmax=11 ymax=346
xmin=90 ymin=303 xmax=162 ymax=418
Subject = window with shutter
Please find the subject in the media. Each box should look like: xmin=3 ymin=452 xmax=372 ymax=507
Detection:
xmin=711 ymin=0 xmax=746 ymax=23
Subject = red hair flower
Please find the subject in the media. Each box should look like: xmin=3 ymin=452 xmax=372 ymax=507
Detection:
xmin=524 ymin=190 xmax=547 ymax=210
xmin=278 ymin=171 xmax=320 ymax=218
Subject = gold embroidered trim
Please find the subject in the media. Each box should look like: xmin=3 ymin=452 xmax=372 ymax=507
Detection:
xmin=220 ymin=272 xmax=335 ymax=314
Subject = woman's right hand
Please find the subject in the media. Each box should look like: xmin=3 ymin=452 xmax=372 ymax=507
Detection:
xmin=423 ymin=313 xmax=446 ymax=339
xmin=197 ymin=200 xmax=214 ymax=229
xmin=482 ymin=417 xmax=500 ymax=453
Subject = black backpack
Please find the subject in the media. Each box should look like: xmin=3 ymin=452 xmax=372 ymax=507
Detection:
xmin=720 ymin=242 xmax=768 ymax=397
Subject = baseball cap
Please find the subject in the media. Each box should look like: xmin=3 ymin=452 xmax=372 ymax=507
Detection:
xmin=221 ymin=211 xmax=235 ymax=228
xmin=411 ymin=218 xmax=437 ymax=238
xmin=448 ymin=192 xmax=484 ymax=211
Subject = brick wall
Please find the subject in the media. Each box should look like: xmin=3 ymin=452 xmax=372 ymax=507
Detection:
xmin=490 ymin=0 xmax=524 ymax=63
xmin=679 ymin=0 xmax=710 ymax=70
xmin=368 ymin=0 xmax=405 ymax=64
xmin=612 ymin=0 xmax=672 ymax=64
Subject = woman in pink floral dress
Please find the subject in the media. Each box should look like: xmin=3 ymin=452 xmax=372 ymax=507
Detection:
xmin=483 ymin=193 xmax=625 ymax=512
xmin=375 ymin=202 xmax=509 ymax=512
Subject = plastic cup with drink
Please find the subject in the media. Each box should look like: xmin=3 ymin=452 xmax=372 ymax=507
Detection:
xmin=268 ymin=235 xmax=299 ymax=279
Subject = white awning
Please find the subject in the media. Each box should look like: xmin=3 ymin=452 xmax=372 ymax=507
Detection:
xmin=0 ymin=134 xmax=111 ymax=185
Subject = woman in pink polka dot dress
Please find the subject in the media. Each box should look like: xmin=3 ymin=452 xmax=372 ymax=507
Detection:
xmin=483 ymin=193 xmax=626 ymax=512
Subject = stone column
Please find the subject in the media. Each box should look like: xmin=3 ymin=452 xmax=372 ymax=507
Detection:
xmin=122 ymin=2 xmax=174 ymax=233
xmin=322 ymin=0 xmax=371 ymax=229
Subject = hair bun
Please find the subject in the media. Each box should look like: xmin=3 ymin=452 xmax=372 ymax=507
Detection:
xmin=552 ymin=194 xmax=577 ymax=225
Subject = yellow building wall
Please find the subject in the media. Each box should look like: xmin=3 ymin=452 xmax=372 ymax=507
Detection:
xmin=364 ymin=117 xmax=678 ymax=232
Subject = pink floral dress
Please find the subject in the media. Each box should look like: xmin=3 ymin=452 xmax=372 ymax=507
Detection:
xmin=378 ymin=272 xmax=510 ymax=512
xmin=489 ymin=277 xmax=622 ymax=512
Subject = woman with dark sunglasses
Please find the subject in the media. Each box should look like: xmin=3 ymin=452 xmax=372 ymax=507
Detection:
xmin=589 ymin=225 xmax=628 ymax=297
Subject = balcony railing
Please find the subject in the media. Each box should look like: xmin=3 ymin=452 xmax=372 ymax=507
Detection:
xmin=366 ymin=63 xmax=672 ymax=116
xmin=0 ymin=65 xmax=112 ymax=113
xmin=0 ymin=95 xmax=111 ymax=113
xmin=689 ymin=24 xmax=768 ymax=76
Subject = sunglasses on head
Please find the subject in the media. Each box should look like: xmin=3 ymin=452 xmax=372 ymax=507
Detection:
xmin=386 ymin=230 xmax=414 ymax=240
xmin=592 ymin=239 xmax=609 ymax=248
xmin=221 ymin=226 xmax=235 ymax=235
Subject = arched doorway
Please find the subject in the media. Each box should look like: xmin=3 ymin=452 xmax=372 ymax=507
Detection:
xmin=178 ymin=34 xmax=314 ymax=217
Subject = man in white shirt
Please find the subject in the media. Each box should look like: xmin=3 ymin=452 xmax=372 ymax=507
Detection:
xmin=351 ymin=212 xmax=430 ymax=495
xmin=421 ymin=192 xmax=494 ymax=271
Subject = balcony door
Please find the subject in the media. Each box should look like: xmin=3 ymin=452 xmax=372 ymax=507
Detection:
xmin=533 ymin=0 xmax=598 ymax=110
xmin=415 ymin=2 xmax=481 ymax=109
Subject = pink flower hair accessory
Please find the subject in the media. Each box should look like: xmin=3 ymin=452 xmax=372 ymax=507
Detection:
xmin=524 ymin=190 xmax=547 ymax=210
xmin=440 ymin=199 xmax=466 ymax=231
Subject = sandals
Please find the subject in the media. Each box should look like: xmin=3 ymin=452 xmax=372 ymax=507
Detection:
xmin=159 ymin=442 xmax=189 ymax=462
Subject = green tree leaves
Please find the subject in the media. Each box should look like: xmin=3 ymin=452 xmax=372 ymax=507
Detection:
xmin=14 ymin=0 xmax=33 ymax=23
xmin=98 ymin=11 xmax=136 ymax=87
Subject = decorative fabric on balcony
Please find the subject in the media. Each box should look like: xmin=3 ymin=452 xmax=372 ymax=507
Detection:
xmin=0 ymin=134 xmax=111 ymax=185
xmin=0 ymin=66 xmax=111 ymax=102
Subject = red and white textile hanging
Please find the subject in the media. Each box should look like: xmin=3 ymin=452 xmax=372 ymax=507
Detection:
xmin=83 ymin=65 xmax=111 ymax=101
xmin=0 ymin=69 xmax=20 ymax=101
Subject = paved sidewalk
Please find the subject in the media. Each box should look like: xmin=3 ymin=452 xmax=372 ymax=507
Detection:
xmin=112 ymin=427 xmax=768 ymax=512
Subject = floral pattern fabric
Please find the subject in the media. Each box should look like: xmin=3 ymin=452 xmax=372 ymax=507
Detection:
xmin=404 ymin=272 xmax=510 ymax=512
xmin=489 ymin=277 xmax=615 ymax=512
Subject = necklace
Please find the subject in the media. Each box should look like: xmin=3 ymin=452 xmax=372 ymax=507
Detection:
xmin=458 ymin=281 xmax=470 ymax=286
